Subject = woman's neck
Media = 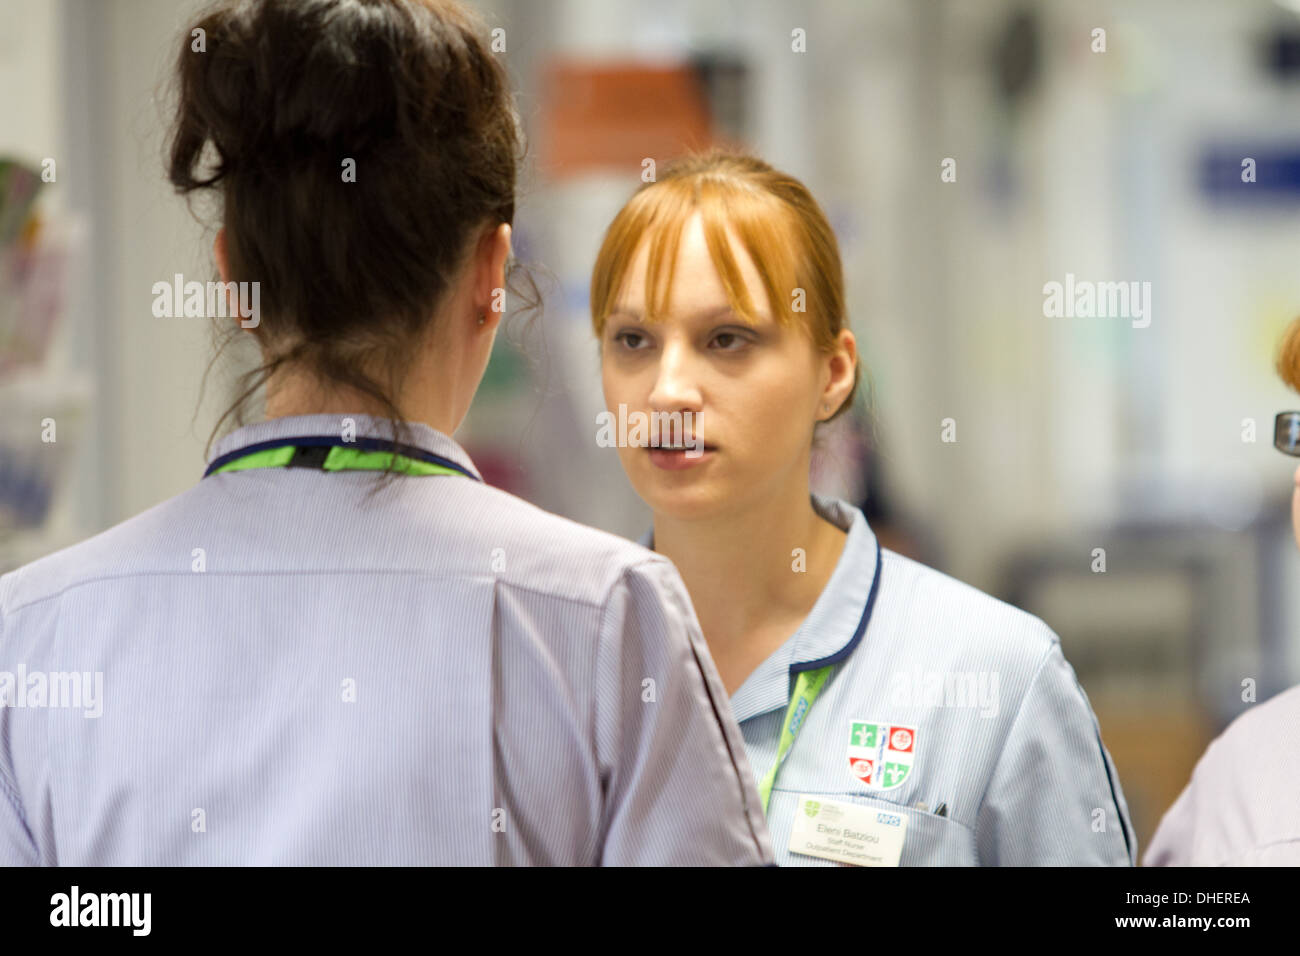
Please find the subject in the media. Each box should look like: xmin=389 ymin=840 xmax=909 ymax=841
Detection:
xmin=653 ymin=484 xmax=848 ymax=693
xmin=263 ymin=363 xmax=459 ymax=436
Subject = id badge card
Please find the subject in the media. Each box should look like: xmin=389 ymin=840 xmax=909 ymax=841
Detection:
xmin=788 ymin=794 xmax=908 ymax=866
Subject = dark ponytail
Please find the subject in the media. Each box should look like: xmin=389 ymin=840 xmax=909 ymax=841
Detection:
xmin=167 ymin=0 xmax=522 ymax=471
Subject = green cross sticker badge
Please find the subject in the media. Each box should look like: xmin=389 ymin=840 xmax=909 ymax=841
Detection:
xmin=847 ymin=720 xmax=917 ymax=791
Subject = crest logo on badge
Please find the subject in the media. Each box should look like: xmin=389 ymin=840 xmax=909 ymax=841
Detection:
xmin=803 ymin=800 xmax=821 ymax=818
xmin=847 ymin=720 xmax=917 ymax=790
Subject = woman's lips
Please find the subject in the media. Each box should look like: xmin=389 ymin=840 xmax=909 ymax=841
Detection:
xmin=647 ymin=445 xmax=716 ymax=471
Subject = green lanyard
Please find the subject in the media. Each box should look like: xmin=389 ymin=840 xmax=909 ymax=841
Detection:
xmin=208 ymin=444 xmax=467 ymax=478
xmin=756 ymin=665 xmax=834 ymax=814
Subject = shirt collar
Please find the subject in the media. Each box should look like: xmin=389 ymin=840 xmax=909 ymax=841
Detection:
xmin=638 ymin=493 xmax=882 ymax=722
xmin=206 ymin=412 xmax=483 ymax=481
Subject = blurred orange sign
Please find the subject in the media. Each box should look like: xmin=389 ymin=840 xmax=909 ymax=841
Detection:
xmin=540 ymin=62 xmax=715 ymax=178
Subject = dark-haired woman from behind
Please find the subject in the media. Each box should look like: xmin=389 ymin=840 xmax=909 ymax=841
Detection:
xmin=0 ymin=0 xmax=772 ymax=866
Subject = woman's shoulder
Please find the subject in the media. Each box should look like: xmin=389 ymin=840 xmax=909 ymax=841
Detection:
xmin=871 ymin=546 xmax=1061 ymax=672
xmin=0 ymin=479 xmax=662 ymax=618
xmin=1147 ymin=684 xmax=1300 ymax=865
xmin=0 ymin=488 xmax=202 ymax=616
xmin=878 ymin=547 xmax=1056 ymax=635
xmin=1194 ymin=684 xmax=1300 ymax=790
xmin=463 ymin=483 xmax=677 ymax=602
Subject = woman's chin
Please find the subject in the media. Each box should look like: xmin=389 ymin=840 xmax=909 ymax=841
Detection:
xmin=639 ymin=486 xmax=732 ymax=523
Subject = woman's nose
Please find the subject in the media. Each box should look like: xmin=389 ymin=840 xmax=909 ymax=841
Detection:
xmin=648 ymin=344 xmax=701 ymax=410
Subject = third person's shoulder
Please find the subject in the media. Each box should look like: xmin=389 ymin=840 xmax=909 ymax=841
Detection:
xmin=1147 ymin=684 xmax=1300 ymax=865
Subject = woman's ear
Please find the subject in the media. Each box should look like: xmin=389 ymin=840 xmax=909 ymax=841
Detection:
xmin=820 ymin=328 xmax=858 ymax=419
xmin=475 ymin=223 xmax=512 ymax=322
xmin=212 ymin=228 xmax=249 ymax=332
xmin=214 ymin=228 xmax=229 ymax=281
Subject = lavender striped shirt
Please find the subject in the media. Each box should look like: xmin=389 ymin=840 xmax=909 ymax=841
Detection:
xmin=0 ymin=413 xmax=773 ymax=865
xmin=1146 ymin=684 xmax=1300 ymax=866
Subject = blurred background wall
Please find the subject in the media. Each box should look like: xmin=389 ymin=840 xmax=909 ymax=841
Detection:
xmin=5 ymin=0 xmax=1300 ymax=857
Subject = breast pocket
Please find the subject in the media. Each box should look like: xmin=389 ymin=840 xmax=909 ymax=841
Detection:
xmin=768 ymin=787 xmax=978 ymax=866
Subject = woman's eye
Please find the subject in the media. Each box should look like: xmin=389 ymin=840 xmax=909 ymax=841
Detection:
xmin=711 ymin=331 xmax=749 ymax=351
xmin=615 ymin=331 xmax=646 ymax=350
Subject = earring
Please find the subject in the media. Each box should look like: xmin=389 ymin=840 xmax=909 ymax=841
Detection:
xmin=478 ymin=312 xmax=486 ymax=325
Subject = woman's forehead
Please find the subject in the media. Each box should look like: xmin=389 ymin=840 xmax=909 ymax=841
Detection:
xmin=607 ymin=302 xmax=767 ymax=325
xmin=620 ymin=219 xmax=764 ymax=304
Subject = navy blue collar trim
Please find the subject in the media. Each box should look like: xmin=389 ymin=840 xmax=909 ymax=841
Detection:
xmin=203 ymin=434 xmax=480 ymax=481
xmin=789 ymin=536 xmax=883 ymax=675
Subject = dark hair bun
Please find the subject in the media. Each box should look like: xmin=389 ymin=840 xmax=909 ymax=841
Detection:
xmin=167 ymin=0 xmax=522 ymax=457
xmin=168 ymin=0 xmax=522 ymax=445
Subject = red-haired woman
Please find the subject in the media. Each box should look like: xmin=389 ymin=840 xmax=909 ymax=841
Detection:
xmin=593 ymin=150 xmax=1135 ymax=866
